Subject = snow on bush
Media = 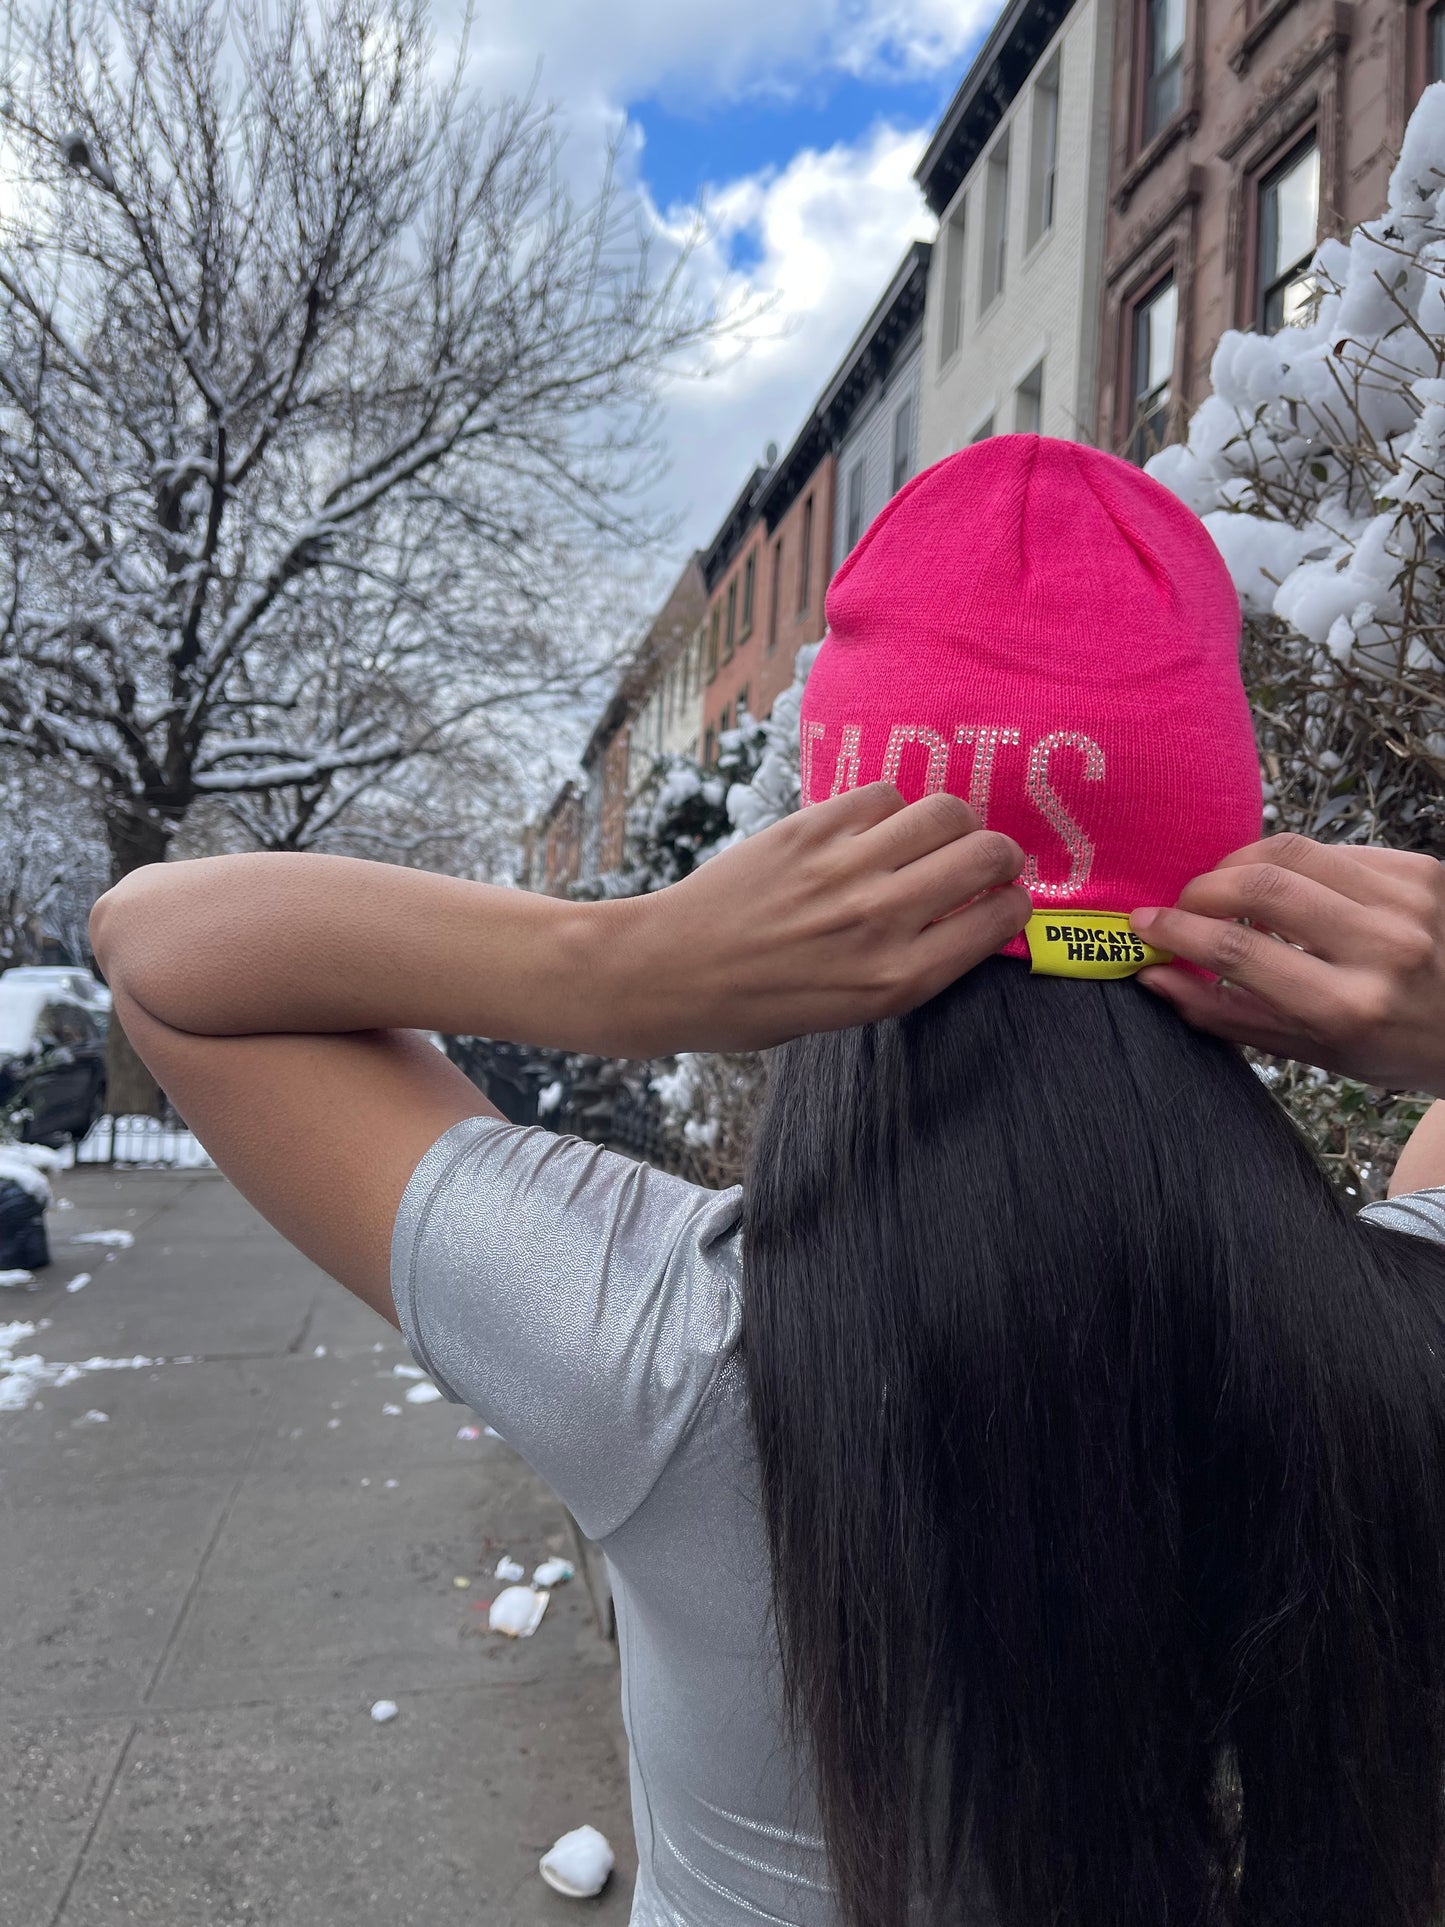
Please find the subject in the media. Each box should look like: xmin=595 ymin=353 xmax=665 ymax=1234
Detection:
xmin=1149 ymin=83 xmax=1445 ymax=858
xmin=1148 ymin=82 xmax=1445 ymax=1194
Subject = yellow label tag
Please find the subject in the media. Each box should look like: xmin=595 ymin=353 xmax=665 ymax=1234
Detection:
xmin=1023 ymin=910 xmax=1171 ymax=980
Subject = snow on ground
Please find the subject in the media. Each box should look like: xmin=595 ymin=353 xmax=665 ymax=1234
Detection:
xmin=0 ymin=1316 xmax=193 ymax=1414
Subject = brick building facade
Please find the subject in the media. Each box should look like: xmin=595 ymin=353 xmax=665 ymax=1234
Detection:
xmin=536 ymin=782 xmax=583 ymax=895
xmin=1099 ymin=0 xmax=1443 ymax=457
xmin=698 ymin=246 xmax=930 ymax=765
xmin=753 ymin=447 xmax=836 ymax=722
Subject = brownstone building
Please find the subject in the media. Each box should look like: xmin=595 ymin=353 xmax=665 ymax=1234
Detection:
xmin=1099 ymin=0 xmax=1443 ymax=458
xmin=697 ymin=444 xmax=838 ymax=763
xmin=698 ymin=467 xmax=771 ymax=762
xmin=754 ymin=444 xmax=837 ymax=722
xmin=535 ymin=781 xmax=583 ymax=895
xmin=698 ymin=246 xmax=928 ymax=764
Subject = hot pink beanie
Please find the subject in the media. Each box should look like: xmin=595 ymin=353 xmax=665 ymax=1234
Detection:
xmin=799 ymin=435 xmax=1262 ymax=972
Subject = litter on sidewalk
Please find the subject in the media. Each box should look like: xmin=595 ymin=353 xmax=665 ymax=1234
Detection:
xmin=405 ymin=1381 xmax=442 ymax=1404
xmin=533 ymin=1557 xmax=575 ymax=1587
xmin=540 ymin=1825 xmax=614 ymax=1898
xmin=369 ymin=1699 xmax=399 ymax=1723
xmin=495 ymin=1554 xmax=525 ymax=1582
xmin=489 ymin=1585 xmax=549 ymax=1637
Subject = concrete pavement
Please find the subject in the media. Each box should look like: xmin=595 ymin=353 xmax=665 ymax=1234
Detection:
xmin=0 ymin=1168 xmax=637 ymax=1926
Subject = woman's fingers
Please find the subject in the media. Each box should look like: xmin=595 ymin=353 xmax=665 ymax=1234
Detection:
xmin=1209 ymin=832 xmax=1438 ymax=906
xmin=910 ymin=884 xmax=1033 ymax=998
xmin=853 ymin=789 xmax=985 ymax=867
xmin=894 ymin=826 xmax=1027 ymax=926
xmin=1128 ymin=902 xmax=1341 ymax=1008
xmin=1160 ymin=861 xmax=1380 ymax=965
xmin=1134 ymin=965 xmax=1325 ymax=1060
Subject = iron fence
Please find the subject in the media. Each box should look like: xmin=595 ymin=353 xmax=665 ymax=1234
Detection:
xmin=74 ymin=1115 xmax=214 ymax=1169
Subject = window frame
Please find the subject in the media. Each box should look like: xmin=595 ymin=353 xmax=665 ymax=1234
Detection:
xmin=891 ymin=394 xmax=914 ymax=496
xmin=844 ymin=459 xmax=866 ymax=552
xmin=723 ymin=579 xmax=737 ymax=662
xmin=1127 ymin=270 xmax=1178 ymax=463
xmin=1013 ymin=361 xmax=1044 ymax=435
xmin=706 ymin=606 xmax=720 ymax=683
xmin=767 ymin=534 xmax=783 ymax=655
xmin=740 ymin=552 xmax=755 ymax=641
xmin=1253 ymin=132 xmax=1320 ymax=334
xmin=938 ymin=195 xmax=967 ymax=368
xmin=1025 ymin=56 xmax=1061 ymax=253
xmin=798 ymin=493 xmax=815 ymax=612
xmin=979 ymin=130 xmax=1011 ymax=313
xmin=1140 ymin=0 xmax=1185 ymax=146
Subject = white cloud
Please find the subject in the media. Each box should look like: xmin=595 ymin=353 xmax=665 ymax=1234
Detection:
xmin=446 ymin=0 xmax=1000 ymax=105
xmin=654 ymin=119 xmax=936 ymax=546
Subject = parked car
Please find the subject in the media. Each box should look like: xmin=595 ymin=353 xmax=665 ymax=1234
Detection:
xmin=0 ymin=964 xmax=112 ymax=1013
xmin=0 ymin=976 xmax=108 ymax=1145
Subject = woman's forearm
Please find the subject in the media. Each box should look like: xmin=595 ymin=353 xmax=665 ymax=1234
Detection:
xmin=90 ymin=853 xmax=638 ymax=1053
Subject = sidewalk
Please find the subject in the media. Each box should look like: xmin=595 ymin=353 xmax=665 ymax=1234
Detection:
xmin=0 ymin=1167 xmax=637 ymax=1927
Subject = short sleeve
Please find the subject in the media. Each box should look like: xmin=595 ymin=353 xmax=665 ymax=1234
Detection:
xmin=1358 ymin=1186 xmax=1445 ymax=1245
xmin=390 ymin=1114 xmax=744 ymax=1541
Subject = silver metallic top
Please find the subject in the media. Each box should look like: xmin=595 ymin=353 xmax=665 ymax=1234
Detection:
xmin=392 ymin=1114 xmax=1445 ymax=1927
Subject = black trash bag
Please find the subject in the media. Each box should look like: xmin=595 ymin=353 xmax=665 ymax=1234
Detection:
xmin=0 ymin=1175 xmax=49 ymax=1272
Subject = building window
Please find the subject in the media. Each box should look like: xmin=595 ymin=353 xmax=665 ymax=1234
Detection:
xmin=1142 ymin=0 xmax=1185 ymax=144
xmin=740 ymin=552 xmax=755 ymax=640
xmin=737 ymin=684 xmax=750 ymax=720
xmin=1014 ymin=361 xmax=1044 ymax=435
xmin=980 ymin=132 xmax=1010 ymax=310
xmin=719 ymin=703 xmax=731 ymax=735
xmin=1129 ymin=273 xmax=1177 ymax=462
xmin=844 ymin=459 xmax=866 ymax=552
xmin=1026 ymin=56 xmax=1060 ymax=250
xmin=704 ymin=725 xmax=716 ymax=766
xmin=939 ymin=196 xmax=967 ymax=366
xmin=768 ymin=535 xmax=783 ymax=654
xmin=1432 ymin=0 xmax=1445 ymax=81
xmin=891 ymin=394 xmax=914 ymax=495
xmin=970 ymin=415 xmax=995 ymax=444
xmin=724 ymin=579 xmax=737 ymax=661
xmin=1257 ymin=137 xmax=1319 ymax=332
xmin=707 ymin=607 xmax=720 ymax=681
xmin=798 ymin=493 xmax=815 ymax=611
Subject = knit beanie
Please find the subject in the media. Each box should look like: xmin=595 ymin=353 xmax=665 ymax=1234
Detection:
xmin=799 ymin=435 xmax=1262 ymax=977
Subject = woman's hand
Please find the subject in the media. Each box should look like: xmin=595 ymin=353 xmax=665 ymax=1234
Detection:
xmin=1130 ymin=835 xmax=1445 ymax=1098
xmin=608 ymin=783 xmax=1030 ymax=1055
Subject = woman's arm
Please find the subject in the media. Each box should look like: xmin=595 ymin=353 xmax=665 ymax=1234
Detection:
xmin=91 ymin=785 xmax=1030 ymax=1315
xmin=1389 ymin=1101 xmax=1445 ymax=1198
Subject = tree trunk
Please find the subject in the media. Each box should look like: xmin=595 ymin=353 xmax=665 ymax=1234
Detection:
xmin=100 ymin=806 xmax=177 ymax=1120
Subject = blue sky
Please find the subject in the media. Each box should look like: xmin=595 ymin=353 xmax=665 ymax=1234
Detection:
xmin=627 ymin=69 xmax=957 ymax=268
xmin=454 ymin=0 xmax=1005 ymax=712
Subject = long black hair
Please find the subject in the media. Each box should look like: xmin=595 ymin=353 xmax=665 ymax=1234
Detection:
xmin=742 ymin=955 xmax=1445 ymax=1927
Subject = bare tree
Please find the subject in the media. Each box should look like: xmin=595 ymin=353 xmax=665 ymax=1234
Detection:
xmin=0 ymin=0 xmax=718 ymax=1107
xmin=0 ymin=757 xmax=109 ymax=971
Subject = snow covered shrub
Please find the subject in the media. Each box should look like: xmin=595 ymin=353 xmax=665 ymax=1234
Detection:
xmin=1150 ymin=87 xmax=1444 ymax=854
xmin=1152 ymin=83 xmax=1445 ymax=1196
xmin=651 ymin=1049 xmax=770 ymax=1188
